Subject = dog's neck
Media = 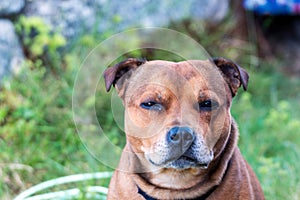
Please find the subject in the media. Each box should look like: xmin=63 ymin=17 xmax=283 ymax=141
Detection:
xmin=137 ymin=184 xmax=218 ymax=200
xmin=130 ymin=121 xmax=238 ymax=199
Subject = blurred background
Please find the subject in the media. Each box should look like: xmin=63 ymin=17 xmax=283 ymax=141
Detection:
xmin=0 ymin=0 xmax=300 ymax=199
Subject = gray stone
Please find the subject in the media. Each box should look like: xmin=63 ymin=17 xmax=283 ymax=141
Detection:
xmin=24 ymin=0 xmax=96 ymax=41
xmin=0 ymin=0 xmax=230 ymax=81
xmin=96 ymin=0 xmax=229 ymax=33
xmin=0 ymin=20 xmax=24 ymax=81
xmin=0 ymin=0 xmax=25 ymax=16
xmin=190 ymin=0 xmax=229 ymax=22
xmin=23 ymin=0 xmax=229 ymax=45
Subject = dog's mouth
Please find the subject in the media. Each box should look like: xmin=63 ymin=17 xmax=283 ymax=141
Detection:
xmin=165 ymin=156 xmax=209 ymax=169
xmin=181 ymin=156 xmax=209 ymax=168
xmin=146 ymin=137 xmax=214 ymax=170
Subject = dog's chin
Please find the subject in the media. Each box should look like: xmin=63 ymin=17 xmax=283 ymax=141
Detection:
xmin=164 ymin=156 xmax=210 ymax=170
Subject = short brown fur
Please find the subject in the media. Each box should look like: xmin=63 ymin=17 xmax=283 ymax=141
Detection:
xmin=103 ymin=58 xmax=264 ymax=200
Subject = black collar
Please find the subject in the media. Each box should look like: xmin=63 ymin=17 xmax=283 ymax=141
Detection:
xmin=138 ymin=187 xmax=156 ymax=200
xmin=137 ymin=185 xmax=217 ymax=200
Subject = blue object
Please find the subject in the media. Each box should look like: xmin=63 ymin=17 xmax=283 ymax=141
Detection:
xmin=244 ymin=0 xmax=300 ymax=15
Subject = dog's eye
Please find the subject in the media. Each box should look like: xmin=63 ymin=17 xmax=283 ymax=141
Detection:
xmin=140 ymin=101 xmax=163 ymax=111
xmin=199 ymin=100 xmax=219 ymax=111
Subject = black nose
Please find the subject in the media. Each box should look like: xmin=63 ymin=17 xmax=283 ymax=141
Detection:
xmin=167 ymin=126 xmax=195 ymax=147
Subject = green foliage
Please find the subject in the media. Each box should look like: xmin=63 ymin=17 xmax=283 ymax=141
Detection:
xmin=0 ymin=58 xmax=110 ymax=198
xmin=15 ymin=16 xmax=66 ymax=63
xmin=232 ymin=69 xmax=300 ymax=200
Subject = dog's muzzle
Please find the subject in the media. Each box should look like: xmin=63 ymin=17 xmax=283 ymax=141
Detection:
xmin=146 ymin=126 xmax=213 ymax=170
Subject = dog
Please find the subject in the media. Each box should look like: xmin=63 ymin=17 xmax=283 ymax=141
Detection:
xmin=103 ymin=58 xmax=265 ymax=200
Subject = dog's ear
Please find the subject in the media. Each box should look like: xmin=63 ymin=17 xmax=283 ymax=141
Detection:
xmin=103 ymin=58 xmax=146 ymax=92
xmin=213 ymin=57 xmax=249 ymax=97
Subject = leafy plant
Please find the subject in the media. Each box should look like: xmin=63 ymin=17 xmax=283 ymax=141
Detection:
xmin=232 ymin=69 xmax=300 ymax=200
xmin=15 ymin=16 xmax=66 ymax=67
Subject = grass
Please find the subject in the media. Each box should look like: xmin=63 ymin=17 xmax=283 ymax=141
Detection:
xmin=232 ymin=69 xmax=300 ymax=200
xmin=0 ymin=16 xmax=300 ymax=200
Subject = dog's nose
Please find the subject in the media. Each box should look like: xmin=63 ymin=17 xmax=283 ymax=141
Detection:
xmin=167 ymin=126 xmax=195 ymax=147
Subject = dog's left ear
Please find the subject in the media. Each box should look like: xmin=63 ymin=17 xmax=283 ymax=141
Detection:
xmin=213 ymin=57 xmax=249 ymax=97
xmin=103 ymin=58 xmax=146 ymax=92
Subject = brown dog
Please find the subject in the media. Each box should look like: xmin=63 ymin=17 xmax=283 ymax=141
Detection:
xmin=103 ymin=58 xmax=264 ymax=200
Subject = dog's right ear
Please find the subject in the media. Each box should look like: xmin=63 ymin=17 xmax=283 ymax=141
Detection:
xmin=103 ymin=58 xmax=146 ymax=92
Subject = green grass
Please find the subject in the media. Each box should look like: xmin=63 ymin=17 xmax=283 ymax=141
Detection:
xmin=232 ymin=69 xmax=300 ymax=200
xmin=0 ymin=60 xmax=112 ymax=199
xmin=0 ymin=17 xmax=300 ymax=200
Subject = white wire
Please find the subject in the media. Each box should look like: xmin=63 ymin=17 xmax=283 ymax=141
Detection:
xmin=23 ymin=188 xmax=80 ymax=200
xmin=14 ymin=172 xmax=113 ymax=200
xmin=22 ymin=186 xmax=108 ymax=200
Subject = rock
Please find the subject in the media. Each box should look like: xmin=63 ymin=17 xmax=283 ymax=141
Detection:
xmin=96 ymin=0 xmax=229 ymax=33
xmin=0 ymin=0 xmax=25 ymax=17
xmin=190 ymin=0 xmax=229 ymax=23
xmin=23 ymin=0 xmax=229 ymax=44
xmin=0 ymin=20 xmax=24 ymax=81
xmin=0 ymin=0 xmax=231 ymax=81
xmin=0 ymin=0 xmax=230 ymax=82
xmin=23 ymin=0 xmax=96 ymax=41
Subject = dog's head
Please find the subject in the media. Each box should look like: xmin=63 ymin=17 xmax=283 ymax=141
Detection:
xmin=104 ymin=58 xmax=248 ymax=171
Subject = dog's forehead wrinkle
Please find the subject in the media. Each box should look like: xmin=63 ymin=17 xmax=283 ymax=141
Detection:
xmin=131 ymin=59 xmax=225 ymax=91
xmin=126 ymin=60 xmax=227 ymax=102
xmin=135 ymin=60 xmax=204 ymax=81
